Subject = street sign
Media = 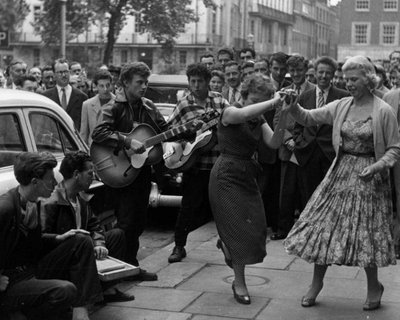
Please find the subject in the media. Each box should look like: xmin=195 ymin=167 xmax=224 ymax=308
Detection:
xmin=0 ymin=29 xmax=9 ymax=48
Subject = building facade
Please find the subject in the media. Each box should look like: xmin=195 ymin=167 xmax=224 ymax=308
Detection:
xmin=338 ymin=0 xmax=400 ymax=62
xmin=0 ymin=0 xmax=340 ymax=73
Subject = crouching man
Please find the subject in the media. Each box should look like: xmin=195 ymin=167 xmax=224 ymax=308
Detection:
xmin=41 ymin=151 xmax=134 ymax=303
xmin=0 ymin=152 xmax=102 ymax=320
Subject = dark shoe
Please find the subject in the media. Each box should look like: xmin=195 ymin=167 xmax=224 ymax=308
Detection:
xmin=216 ymin=239 xmax=233 ymax=268
xmin=168 ymin=246 xmax=186 ymax=263
xmin=363 ymin=283 xmax=384 ymax=311
xmin=104 ymin=288 xmax=135 ymax=303
xmin=124 ymin=268 xmax=158 ymax=281
xmin=270 ymin=232 xmax=287 ymax=240
xmin=232 ymin=282 xmax=251 ymax=305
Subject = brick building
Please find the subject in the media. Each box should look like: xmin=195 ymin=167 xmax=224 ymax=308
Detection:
xmin=338 ymin=0 xmax=400 ymax=63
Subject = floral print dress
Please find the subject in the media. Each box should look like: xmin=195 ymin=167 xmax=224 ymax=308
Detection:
xmin=284 ymin=117 xmax=396 ymax=267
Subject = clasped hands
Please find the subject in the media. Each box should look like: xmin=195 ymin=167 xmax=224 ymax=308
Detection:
xmin=277 ymin=89 xmax=299 ymax=112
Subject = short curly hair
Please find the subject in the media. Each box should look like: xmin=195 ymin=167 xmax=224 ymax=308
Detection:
xmin=119 ymin=62 xmax=150 ymax=87
xmin=240 ymin=74 xmax=274 ymax=101
xmin=186 ymin=63 xmax=212 ymax=82
xmin=59 ymin=151 xmax=92 ymax=180
xmin=342 ymin=55 xmax=378 ymax=91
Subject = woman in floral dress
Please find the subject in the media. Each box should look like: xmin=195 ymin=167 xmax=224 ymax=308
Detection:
xmin=283 ymin=56 xmax=400 ymax=310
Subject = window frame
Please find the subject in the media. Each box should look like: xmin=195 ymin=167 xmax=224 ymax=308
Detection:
xmin=26 ymin=110 xmax=79 ymax=155
xmin=355 ymin=0 xmax=370 ymax=12
xmin=383 ymin=0 xmax=398 ymax=11
xmin=380 ymin=22 xmax=399 ymax=46
xmin=351 ymin=22 xmax=371 ymax=45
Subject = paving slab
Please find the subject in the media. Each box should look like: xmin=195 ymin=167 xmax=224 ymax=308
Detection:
xmin=355 ymin=264 xmax=400 ymax=283
xmin=183 ymin=292 xmax=270 ymax=319
xmin=105 ymin=287 xmax=202 ymax=312
xmin=191 ymin=315 xmax=245 ymax=320
xmin=91 ymin=305 xmax=192 ymax=320
xmin=186 ymin=222 xmax=219 ymax=243
xmin=138 ymin=261 xmax=206 ymax=288
xmin=250 ymin=255 xmax=296 ymax=270
xmin=256 ymin=296 xmax=400 ymax=320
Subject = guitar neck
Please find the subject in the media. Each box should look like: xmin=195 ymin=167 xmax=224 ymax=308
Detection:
xmin=144 ymin=121 xmax=194 ymax=147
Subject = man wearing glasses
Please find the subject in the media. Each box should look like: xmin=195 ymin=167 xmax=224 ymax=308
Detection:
xmin=42 ymin=58 xmax=88 ymax=129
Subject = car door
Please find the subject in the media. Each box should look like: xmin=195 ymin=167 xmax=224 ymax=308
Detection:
xmin=0 ymin=108 xmax=31 ymax=194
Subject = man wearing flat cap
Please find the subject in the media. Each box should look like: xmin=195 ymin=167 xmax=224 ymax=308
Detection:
xmin=0 ymin=152 xmax=103 ymax=320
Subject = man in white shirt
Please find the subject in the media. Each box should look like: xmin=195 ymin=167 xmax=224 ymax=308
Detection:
xmin=42 ymin=59 xmax=87 ymax=129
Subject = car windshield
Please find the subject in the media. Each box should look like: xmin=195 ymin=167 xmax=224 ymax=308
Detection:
xmin=145 ymin=87 xmax=187 ymax=104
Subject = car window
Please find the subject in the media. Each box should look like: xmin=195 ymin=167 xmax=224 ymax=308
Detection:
xmin=0 ymin=113 xmax=26 ymax=168
xmin=145 ymin=87 xmax=188 ymax=104
xmin=29 ymin=113 xmax=79 ymax=155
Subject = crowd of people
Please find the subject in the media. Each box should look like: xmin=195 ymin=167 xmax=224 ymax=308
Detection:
xmin=1 ymin=46 xmax=400 ymax=319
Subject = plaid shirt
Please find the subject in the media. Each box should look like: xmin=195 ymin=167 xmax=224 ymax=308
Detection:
xmin=167 ymin=91 xmax=229 ymax=170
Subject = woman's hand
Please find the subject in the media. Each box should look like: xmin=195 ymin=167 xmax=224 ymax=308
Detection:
xmin=359 ymin=165 xmax=377 ymax=182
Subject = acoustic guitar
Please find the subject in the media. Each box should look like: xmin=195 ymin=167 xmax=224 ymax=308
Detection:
xmin=90 ymin=110 xmax=219 ymax=188
xmin=163 ymin=116 xmax=220 ymax=172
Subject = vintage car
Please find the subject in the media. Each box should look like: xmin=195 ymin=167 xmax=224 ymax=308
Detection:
xmin=0 ymin=89 xmax=181 ymax=223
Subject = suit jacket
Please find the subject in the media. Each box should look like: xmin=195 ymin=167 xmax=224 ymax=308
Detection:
xmin=42 ymin=86 xmax=88 ymax=129
xmin=292 ymin=86 xmax=350 ymax=166
xmin=383 ymin=88 xmax=400 ymax=124
xmin=273 ymin=81 xmax=316 ymax=161
xmin=80 ymin=93 xmax=115 ymax=146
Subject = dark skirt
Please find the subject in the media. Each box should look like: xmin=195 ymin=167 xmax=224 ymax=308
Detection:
xmin=209 ymin=155 xmax=267 ymax=265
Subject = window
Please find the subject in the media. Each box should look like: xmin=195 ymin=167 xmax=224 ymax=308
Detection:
xmin=29 ymin=113 xmax=78 ymax=155
xmin=355 ymin=0 xmax=370 ymax=11
xmin=121 ymin=50 xmax=128 ymax=64
xmin=384 ymin=0 xmax=398 ymax=11
xmin=380 ymin=23 xmax=399 ymax=45
xmin=179 ymin=51 xmax=187 ymax=68
xmin=0 ymin=113 xmax=26 ymax=168
xmin=352 ymin=22 xmax=370 ymax=45
xmin=33 ymin=49 xmax=40 ymax=66
xmin=134 ymin=13 xmax=145 ymax=33
xmin=33 ymin=5 xmax=41 ymax=23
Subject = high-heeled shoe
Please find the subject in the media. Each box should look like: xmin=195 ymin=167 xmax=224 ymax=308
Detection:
xmin=363 ymin=283 xmax=384 ymax=311
xmin=232 ymin=282 xmax=251 ymax=305
xmin=216 ymin=239 xmax=232 ymax=268
xmin=301 ymin=282 xmax=323 ymax=307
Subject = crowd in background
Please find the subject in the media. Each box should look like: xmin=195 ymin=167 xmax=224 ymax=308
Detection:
xmin=2 ymin=47 xmax=400 ymax=319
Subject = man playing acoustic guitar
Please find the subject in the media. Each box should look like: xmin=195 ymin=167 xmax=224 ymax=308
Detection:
xmin=91 ymin=62 xmax=201 ymax=281
xmin=165 ymin=63 xmax=230 ymax=263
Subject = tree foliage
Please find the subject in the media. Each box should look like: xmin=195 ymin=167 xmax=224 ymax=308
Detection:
xmin=33 ymin=0 xmax=94 ymax=44
xmin=0 ymin=0 xmax=29 ymax=31
xmin=33 ymin=0 xmax=209 ymax=64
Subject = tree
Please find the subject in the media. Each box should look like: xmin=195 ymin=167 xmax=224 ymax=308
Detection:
xmin=33 ymin=0 xmax=213 ymax=64
xmin=101 ymin=0 xmax=198 ymax=64
xmin=33 ymin=0 xmax=93 ymax=45
xmin=0 ymin=0 xmax=29 ymax=32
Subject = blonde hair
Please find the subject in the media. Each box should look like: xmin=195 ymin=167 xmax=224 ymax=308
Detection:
xmin=342 ymin=56 xmax=378 ymax=90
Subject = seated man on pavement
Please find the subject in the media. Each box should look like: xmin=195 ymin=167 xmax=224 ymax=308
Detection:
xmin=0 ymin=152 xmax=102 ymax=320
xmin=41 ymin=151 xmax=135 ymax=303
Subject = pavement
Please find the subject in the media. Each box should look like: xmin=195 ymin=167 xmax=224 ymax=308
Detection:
xmin=92 ymin=222 xmax=400 ymax=320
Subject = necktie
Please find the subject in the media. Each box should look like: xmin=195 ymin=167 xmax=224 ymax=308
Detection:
xmin=317 ymin=90 xmax=325 ymax=109
xmin=61 ymin=88 xmax=67 ymax=109
xmin=230 ymin=88 xmax=237 ymax=104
